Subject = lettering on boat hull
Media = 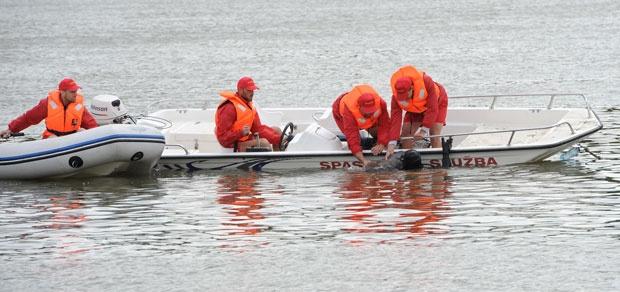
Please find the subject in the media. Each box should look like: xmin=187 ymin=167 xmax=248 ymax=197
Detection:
xmin=320 ymin=161 xmax=364 ymax=170
xmin=429 ymin=157 xmax=498 ymax=168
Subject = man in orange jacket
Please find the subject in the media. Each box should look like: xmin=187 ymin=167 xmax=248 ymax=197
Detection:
xmin=386 ymin=65 xmax=448 ymax=158
xmin=0 ymin=78 xmax=98 ymax=139
xmin=215 ymin=77 xmax=282 ymax=152
xmin=332 ymin=84 xmax=391 ymax=167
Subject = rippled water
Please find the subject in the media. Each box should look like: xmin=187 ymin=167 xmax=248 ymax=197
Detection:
xmin=1 ymin=0 xmax=619 ymax=291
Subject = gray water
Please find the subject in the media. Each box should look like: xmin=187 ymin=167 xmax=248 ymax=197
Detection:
xmin=1 ymin=0 xmax=619 ymax=291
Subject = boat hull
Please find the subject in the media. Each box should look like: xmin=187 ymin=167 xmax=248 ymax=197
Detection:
xmin=0 ymin=125 xmax=165 ymax=179
xmin=157 ymin=136 xmax=589 ymax=171
xmin=145 ymin=94 xmax=603 ymax=172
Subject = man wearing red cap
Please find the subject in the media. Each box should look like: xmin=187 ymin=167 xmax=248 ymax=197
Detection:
xmin=332 ymin=84 xmax=390 ymax=166
xmin=0 ymin=78 xmax=98 ymax=139
xmin=215 ymin=76 xmax=282 ymax=151
xmin=386 ymin=65 xmax=448 ymax=158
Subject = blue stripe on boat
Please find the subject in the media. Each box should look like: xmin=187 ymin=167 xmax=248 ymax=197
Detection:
xmin=0 ymin=134 xmax=165 ymax=162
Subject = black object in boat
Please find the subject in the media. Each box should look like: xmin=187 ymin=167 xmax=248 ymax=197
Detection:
xmin=336 ymin=133 xmax=376 ymax=150
xmin=360 ymin=137 xmax=377 ymax=150
xmin=246 ymin=146 xmax=271 ymax=152
xmin=441 ymin=137 xmax=453 ymax=168
xmin=246 ymin=133 xmax=271 ymax=152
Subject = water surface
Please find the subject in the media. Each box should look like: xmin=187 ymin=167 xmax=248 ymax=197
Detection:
xmin=1 ymin=0 xmax=619 ymax=291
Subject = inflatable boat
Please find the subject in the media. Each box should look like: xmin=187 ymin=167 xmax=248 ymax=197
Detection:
xmin=0 ymin=124 xmax=165 ymax=179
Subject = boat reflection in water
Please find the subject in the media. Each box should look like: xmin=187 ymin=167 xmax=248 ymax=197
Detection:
xmin=38 ymin=195 xmax=87 ymax=230
xmin=32 ymin=194 xmax=91 ymax=256
xmin=336 ymin=169 xmax=452 ymax=241
xmin=212 ymin=169 xmax=451 ymax=245
xmin=216 ymin=173 xmax=279 ymax=236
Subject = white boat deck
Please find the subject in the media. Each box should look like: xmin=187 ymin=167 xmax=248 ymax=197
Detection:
xmin=139 ymin=94 xmax=601 ymax=156
xmin=140 ymin=107 xmax=329 ymax=154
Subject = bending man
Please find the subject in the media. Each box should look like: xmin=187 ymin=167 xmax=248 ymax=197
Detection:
xmin=386 ymin=65 xmax=448 ymax=158
xmin=332 ymin=84 xmax=390 ymax=167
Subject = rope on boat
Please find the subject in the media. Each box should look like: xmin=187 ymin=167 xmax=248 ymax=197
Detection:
xmin=579 ymin=144 xmax=602 ymax=160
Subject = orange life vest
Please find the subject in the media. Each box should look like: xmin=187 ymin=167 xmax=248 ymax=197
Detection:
xmin=43 ymin=90 xmax=84 ymax=139
xmin=339 ymin=85 xmax=382 ymax=129
xmin=216 ymin=91 xmax=256 ymax=142
xmin=390 ymin=65 xmax=440 ymax=113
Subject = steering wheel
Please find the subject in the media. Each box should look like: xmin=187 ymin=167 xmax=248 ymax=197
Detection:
xmin=279 ymin=122 xmax=296 ymax=151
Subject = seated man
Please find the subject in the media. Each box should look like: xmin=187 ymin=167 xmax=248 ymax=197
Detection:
xmin=332 ymin=84 xmax=390 ymax=167
xmin=0 ymin=78 xmax=98 ymax=139
xmin=386 ymin=65 xmax=449 ymax=158
xmin=215 ymin=76 xmax=282 ymax=152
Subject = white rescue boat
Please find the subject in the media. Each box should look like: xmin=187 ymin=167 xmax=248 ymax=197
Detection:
xmin=139 ymin=94 xmax=602 ymax=171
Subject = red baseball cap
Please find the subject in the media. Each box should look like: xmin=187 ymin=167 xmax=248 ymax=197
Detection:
xmin=237 ymin=76 xmax=259 ymax=91
xmin=395 ymin=77 xmax=412 ymax=100
xmin=58 ymin=78 xmax=81 ymax=91
xmin=358 ymin=93 xmax=378 ymax=115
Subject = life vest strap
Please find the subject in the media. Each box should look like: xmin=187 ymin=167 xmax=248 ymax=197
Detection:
xmin=45 ymin=128 xmax=77 ymax=136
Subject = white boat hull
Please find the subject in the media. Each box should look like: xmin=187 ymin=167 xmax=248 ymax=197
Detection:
xmin=141 ymin=94 xmax=603 ymax=172
xmin=157 ymin=133 xmax=595 ymax=171
xmin=0 ymin=124 xmax=165 ymax=179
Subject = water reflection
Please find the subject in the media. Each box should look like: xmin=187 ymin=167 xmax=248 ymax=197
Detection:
xmin=216 ymin=173 xmax=270 ymax=236
xmin=337 ymin=170 xmax=452 ymax=237
xmin=26 ymin=193 xmax=93 ymax=257
xmin=34 ymin=195 xmax=87 ymax=230
xmin=0 ymin=176 xmax=164 ymax=257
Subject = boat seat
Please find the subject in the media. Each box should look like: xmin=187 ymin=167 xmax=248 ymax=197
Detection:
xmin=164 ymin=121 xmax=233 ymax=153
xmin=314 ymin=108 xmax=341 ymax=135
xmin=258 ymin=109 xmax=284 ymax=128
xmin=441 ymin=123 xmax=479 ymax=147
xmin=538 ymin=113 xmax=593 ymax=144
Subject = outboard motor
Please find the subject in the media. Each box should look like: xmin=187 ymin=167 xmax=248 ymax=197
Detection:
xmin=90 ymin=95 xmax=136 ymax=125
xmin=400 ymin=149 xmax=423 ymax=170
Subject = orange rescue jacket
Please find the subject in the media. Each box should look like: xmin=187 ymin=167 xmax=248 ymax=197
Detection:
xmin=390 ymin=65 xmax=439 ymax=113
xmin=216 ymin=91 xmax=256 ymax=142
xmin=339 ymin=85 xmax=382 ymax=130
xmin=43 ymin=90 xmax=84 ymax=138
